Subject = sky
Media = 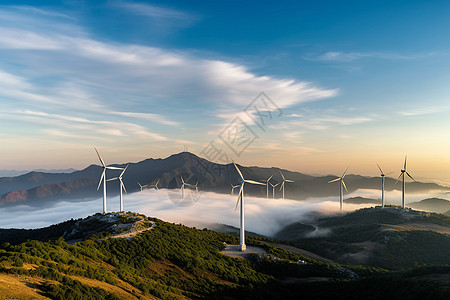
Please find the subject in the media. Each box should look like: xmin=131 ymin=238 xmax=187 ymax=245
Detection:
xmin=1 ymin=0 xmax=450 ymax=184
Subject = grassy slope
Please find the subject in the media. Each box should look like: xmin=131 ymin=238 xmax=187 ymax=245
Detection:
xmin=280 ymin=207 xmax=450 ymax=270
xmin=0 ymin=212 xmax=449 ymax=299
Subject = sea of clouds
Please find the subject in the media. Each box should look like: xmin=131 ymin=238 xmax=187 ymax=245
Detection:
xmin=0 ymin=188 xmax=448 ymax=236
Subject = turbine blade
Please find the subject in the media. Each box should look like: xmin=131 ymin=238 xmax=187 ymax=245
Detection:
xmin=97 ymin=170 xmax=105 ymax=190
xmin=279 ymin=182 xmax=285 ymax=191
xmin=181 ymin=176 xmax=185 ymax=184
xmin=274 ymin=183 xmax=280 ymax=187
xmin=328 ymin=178 xmax=340 ymax=183
xmin=106 ymin=177 xmax=118 ymax=182
xmin=120 ymin=165 xmax=128 ymax=177
xmin=286 ymin=179 xmax=294 ymax=183
xmin=406 ymin=171 xmax=415 ymax=181
xmin=234 ymin=187 xmax=243 ymax=211
xmin=267 ymin=175 xmax=273 ymax=182
xmin=121 ymin=180 xmax=127 ymax=193
xmin=342 ymin=166 xmax=349 ymax=178
xmin=232 ymin=160 xmax=245 ymax=180
xmin=279 ymin=170 xmax=286 ymax=181
xmin=404 ymin=155 xmax=407 ymax=170
xmin=245 ymin=180 xmax=266 ymax=186
xmin=342 ymin=179 xmax=348 ymax=192
xmin=107 ymin=166 xmax=124 ymax=170
xmin=395 ymin=173 xmax=402 ymax=184
xmin=377 ymin=163 xmax=384 ymax=175
xmin=137 ymin=182 xmax=142 ymax=188
xmin=94 ymin=147 xmax=106 ymax=167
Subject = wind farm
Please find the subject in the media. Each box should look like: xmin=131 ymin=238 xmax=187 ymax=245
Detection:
xmin=1 ymin=1 xmax=450 ymax=299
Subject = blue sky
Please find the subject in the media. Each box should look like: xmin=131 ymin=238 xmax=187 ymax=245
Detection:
xmin=0 ymin=0 xmax=450 ymax=183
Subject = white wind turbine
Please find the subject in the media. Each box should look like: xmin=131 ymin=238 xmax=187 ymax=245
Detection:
xmin=265 ymin=175 xmax=273 ymax=198
xmin=137 ymin=182 xmax=149 ymax=191
xmin=231 ymin=184 xmax=240 ymax=195
xmin=95 ymin=148 xmax=124 ymax=214
xmin=377 ymin=164 xmax=392 ymax=208
xmin=180 ymin=176 xmax=192 ymax=200
xmin=233 ymin=161 xmax=265 ymax=251
xmin=107 ymin=165 xmax=128 ymax=213
xmin=328 ymin=167 xmax=349 ymax=211
xmin=395 ymin=156 xmax=415 ymax=209
xmin=194 ymin=181 xmax=199 ymax=192
xmin=149 ymin=179 xmax=160 ymax=190
xmin=279 ymin=170 xmax=294 ymax=199
xmin=270 ymin=182 xmax=280 ymax=199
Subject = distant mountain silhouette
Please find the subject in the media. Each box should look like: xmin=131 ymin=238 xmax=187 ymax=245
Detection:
xmin=408 ymin=198 xmax=450 ymax=214
xmin=344 ymin=196 xmax=380 ymax=205
xmin=0 ymin=152 xmax=449 ymax=208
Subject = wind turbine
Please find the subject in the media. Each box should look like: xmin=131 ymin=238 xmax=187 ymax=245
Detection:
xmin=193 ymin=181 xmax=199 ymax=192
xmin=328 ymin=167 xmax=349 ymax=211
xmin=377 ymin=164 xmax=392 ymax=208
xmin=231 ymin=184 xmax=240 ymax=195
xmin=270 ymin=182 xmax=279 ymax=199
xmin=107 ymin=165 xmax=128 ymax=212
xmin=279 ymin=170 xmax=294 ymax=199
xmin=94 ymin=148 xmax=124 ymax=214
xmin=395 ymin=156 xmax=415 ymax=209
xmin=233 ymin=161 xmax=265 ymax=251
xmin=265 ymin=175 xmax=273 ymax=198
xmin=137 ymin=182 xmax=148 ymax=191
xmin=149 ymin=179 xmax=160 ymax=190
xmin=180 ymin=176 xmax=192 ymax=200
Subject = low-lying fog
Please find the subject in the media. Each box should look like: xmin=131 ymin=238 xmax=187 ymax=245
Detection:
xmin=0 ymin=188 xmax=447 ymax=236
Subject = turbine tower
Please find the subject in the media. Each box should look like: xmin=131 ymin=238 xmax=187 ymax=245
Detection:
xmin=107 ymin=165 xmax=128 ymax=212
xmin=328 ymin=167 xmax=349 ymax=211
xmin=231 ymin=184 xmax=240 ymax=195
xmin=94 ymin=148 xmax=124 ymax=214
xmin=279 ymin=170 xmax=294 ymax=199
xmin=270 ymin=182 xmax=279 ymax=198
xmin=233 ymin=161 xmax=265 ymax=251
xmin=395 ymin=156 xmax=415 ymax=209
xmin=377 ymin=164 xmax=392 ymax=208
xmin=265 ymin=175 xmax=273 ymax=198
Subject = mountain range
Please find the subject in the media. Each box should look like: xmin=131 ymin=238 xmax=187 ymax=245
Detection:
xmin=0 ymin=152 xmax=449 ymax=208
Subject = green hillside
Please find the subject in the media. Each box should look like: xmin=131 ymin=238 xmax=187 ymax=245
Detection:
xmin=276 ymin=207 xmax=450 ymax=270
xmin=0 ymin=211 xmax=449 ymax=299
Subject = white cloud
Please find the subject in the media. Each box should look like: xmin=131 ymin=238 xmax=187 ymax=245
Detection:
xmin=115 ymin=1 xmax=196 ymax=23
xmin=17 ymin=110 xmax=169 ymax=141
xmin=110 ymin=112 xmax=179 ymax=126
xmin=1 ymin=189 xmax=447 ymax=235
xmin=0 ymin=7 xmax=337 ymax=111
xmin=315 ymin=51 xmax=436 ymax=63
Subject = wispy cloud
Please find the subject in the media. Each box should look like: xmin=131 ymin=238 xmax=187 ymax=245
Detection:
xmin=109 ymin=112 xmax=179 ymax=126
xmin=313 ymin=51 xmax=436 ymax=63
xmin=17 ymin=110 xmax=169 ymax=141
xmin=398 ymin=106 xmax=446 ymax=117
xmin=114 ymin=1 xmax=197 ymax=24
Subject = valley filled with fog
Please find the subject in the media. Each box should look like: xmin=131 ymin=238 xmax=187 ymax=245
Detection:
xmin=1 ymin=188 xmax=448 ymax=235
